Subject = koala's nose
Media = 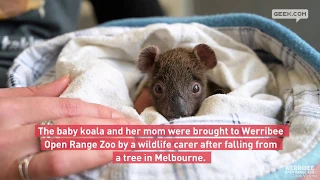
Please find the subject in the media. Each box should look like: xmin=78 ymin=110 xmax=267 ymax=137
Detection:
xmin=169 ymin=96 xmax=188 ymax=117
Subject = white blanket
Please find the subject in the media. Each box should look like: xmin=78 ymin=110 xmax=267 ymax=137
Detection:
xmin=47 ymin=23 xmax=283 ymax=124
xmin=10 ymin=23 xmax=320 ymax=180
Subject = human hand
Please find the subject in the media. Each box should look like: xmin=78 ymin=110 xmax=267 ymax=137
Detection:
xmin=0 ymin=75 xmax=142 ymax=180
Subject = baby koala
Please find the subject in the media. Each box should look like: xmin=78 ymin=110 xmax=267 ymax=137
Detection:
xmin=137 ymin=44 xmax=223 ymax=120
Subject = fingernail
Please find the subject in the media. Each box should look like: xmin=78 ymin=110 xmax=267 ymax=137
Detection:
xmin=112 ymin=112 xmax=125 ymax=118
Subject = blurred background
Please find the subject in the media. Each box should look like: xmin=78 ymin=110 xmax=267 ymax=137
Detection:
xmin=79 ymin=0 xmax=319 ymax=51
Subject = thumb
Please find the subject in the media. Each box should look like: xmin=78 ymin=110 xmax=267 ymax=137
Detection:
xmin=0 ymin=75 xmax=71 ymax=98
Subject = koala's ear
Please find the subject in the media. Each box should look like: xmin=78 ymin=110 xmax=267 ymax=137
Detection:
xmin=137 ymin=45 xmax=160 ymax=73
xmin=193 ymin=44 xmax=217 ymax=69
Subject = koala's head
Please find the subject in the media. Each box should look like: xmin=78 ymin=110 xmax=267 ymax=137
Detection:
xmin=137 ymin=44 xmax=217 ymax=120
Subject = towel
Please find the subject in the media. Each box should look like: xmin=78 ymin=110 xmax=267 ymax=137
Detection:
xmin=8 ymin=22 xmax=320 ymax=180
xmin=51 ymin=23 xmax=283 ymax=124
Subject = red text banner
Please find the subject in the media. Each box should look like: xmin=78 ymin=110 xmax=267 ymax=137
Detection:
xmin=40 ymin=137 xmax=283 ymax=151
xmin=112 ymin=152 xmax=212 ymax=164
xmin=35 ymin=125 xmax=289 ymax=137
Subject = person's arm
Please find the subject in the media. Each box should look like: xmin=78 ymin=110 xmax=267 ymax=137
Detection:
xmin=0 ymin=0 xmax=82 ymax=88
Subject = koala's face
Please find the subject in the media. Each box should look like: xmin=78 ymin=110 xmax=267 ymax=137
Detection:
xmin=150 ymin=49 xmax=208 ymax=120
xmin=138 ymin=44 xmax=217 ymax=121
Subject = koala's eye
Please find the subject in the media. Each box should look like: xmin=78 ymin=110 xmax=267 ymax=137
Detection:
xmin=154 ymin=84 xmax=163 ymax=94
xmin=192 ymin=83 xmax=201 ymax=94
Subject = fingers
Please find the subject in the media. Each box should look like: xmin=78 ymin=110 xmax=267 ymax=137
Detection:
xmin=0 ymin=97 xmax=126 ymax=128
xmin=1 ymin=117 xmax=141 ymax=161
xmin=0 ymin=125 xmax=40 ymax=180
xmin=29 ymin=150 xmax=113 ymax=180
xmin=30 ymin=118 xmax=142 ymax=179
xmin=54 ymin=116 xmax=143 ymax=126
xmin=0 ymin=75 xmax=71 ymax=98
xmin=6 ymin=117 xmax=142 ymax=180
